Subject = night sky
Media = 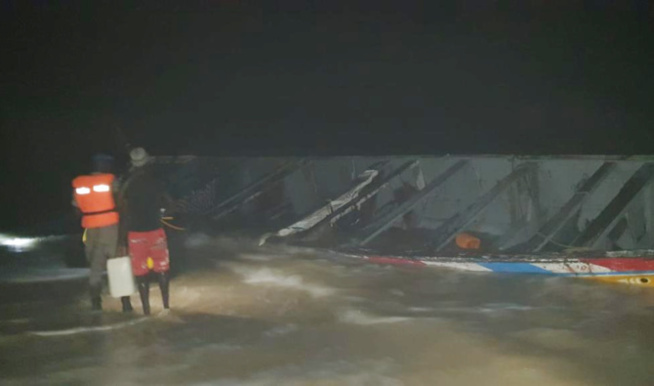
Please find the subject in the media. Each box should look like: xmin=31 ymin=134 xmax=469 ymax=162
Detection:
xmin=1 ymin=0 xmax=653 ymax=231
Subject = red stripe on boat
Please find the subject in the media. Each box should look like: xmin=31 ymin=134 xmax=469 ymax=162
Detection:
xmin=581 ymin=258 xmax=654 ymax=272
xmin=366 ymin=256 xmax=427 ymax=267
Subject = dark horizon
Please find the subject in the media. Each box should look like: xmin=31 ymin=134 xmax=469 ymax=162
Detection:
xmin=2 ymin=1 xmax=654 ymax=230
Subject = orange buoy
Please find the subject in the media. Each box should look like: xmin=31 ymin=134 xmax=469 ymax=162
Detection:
xmin=455 ymin=233 xmax=481 ymax=250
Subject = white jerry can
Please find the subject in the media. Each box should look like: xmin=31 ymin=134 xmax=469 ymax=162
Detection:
xmin=107 ymin=256 xmax=136 ymax=298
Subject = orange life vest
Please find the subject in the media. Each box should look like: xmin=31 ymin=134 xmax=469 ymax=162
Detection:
xmin=72 ymin=173 xmax=119 ymax=228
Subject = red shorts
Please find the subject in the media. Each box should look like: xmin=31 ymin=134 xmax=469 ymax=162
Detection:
xmin=128 ymin=228 xmax=170 ymax=276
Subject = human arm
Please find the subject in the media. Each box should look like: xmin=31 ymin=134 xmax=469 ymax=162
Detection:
xmin=71 ymin=192 xmax=82 ymax=217
xmin=113 ymin=178 xmax=129 ymax=256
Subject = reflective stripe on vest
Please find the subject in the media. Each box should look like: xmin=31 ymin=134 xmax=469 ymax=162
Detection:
xmin=72 ymin=174 xmax=119 ymax=228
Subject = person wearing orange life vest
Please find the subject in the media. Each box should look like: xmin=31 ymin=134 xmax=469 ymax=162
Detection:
xmin=72 ymin=154 xmax=132 ymax=312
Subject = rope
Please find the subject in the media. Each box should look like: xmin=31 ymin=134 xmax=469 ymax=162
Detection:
xmin=83 ymin=218 xmax=185 ymax=243
xmin=160 ymin=218 xmax=186 ymax=231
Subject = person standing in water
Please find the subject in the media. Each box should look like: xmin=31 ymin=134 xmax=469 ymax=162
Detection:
xmin=119 ymin=147 xmax=174 ymax=315
xmin=72 ymin=154 xmax=133 ymax=312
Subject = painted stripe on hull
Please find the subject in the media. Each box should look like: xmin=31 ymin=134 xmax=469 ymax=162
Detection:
xmin=362 ymin=254 xmax=654 ymax=278
xmin=530 ymin=262 xmax=612 ymax=274
xmin=573 ymin=270 xmax=654 ymax=277
xmin=586 ymin=275 xmax=654 ymax=287
xmin=478 ymin=262 xmax=551 ymax=274
xmin=422 ymin=261 xmax=492 ymax=272
xmin=581 ymin=258 xmax=654 ymax=272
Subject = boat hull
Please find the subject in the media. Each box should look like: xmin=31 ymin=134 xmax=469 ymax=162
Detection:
xmin=346 ymin=253 xmax=654 ymax=287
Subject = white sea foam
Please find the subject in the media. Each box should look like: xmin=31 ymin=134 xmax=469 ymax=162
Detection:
xmin=338 ymin=309 xmax=412 ymax=325
xmin=29 ymin=317 xmax=149 ymax=337
xmin=0 ymin=268 xmax=89 ymax=284
xmin=230 ymin=266 xmax=336 ymax=298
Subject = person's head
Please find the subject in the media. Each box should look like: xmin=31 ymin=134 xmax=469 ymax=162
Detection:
xmin=130 ymin=147 xmax=151 ymax=169
xmin=92 ymin=154 xmax=114 ymax=173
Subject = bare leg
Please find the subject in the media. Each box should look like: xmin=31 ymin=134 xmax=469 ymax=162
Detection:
xmin=136 ymin=275 xmax=150 ymax=315
xmin=158 ymin=271 xmax=170 ymax=309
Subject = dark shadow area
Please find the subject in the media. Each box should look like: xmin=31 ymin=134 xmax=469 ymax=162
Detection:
xmin=2 ymin=2 xmax=654 ymax=231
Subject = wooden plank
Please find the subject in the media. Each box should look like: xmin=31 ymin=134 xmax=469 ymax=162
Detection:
xmin=431 ymin=163 xmax=537 ymax=251
xmin=521 ymin=162 xmax=616 ymax=252
xmin=572 ymin=163 xmax=654 ymax=248
xmin=208 ymin=159 xmax=310 ymax=221
xmin=300 ymin=159 xmax=419 ymax=239
xmin=357 ymin=159 xmax=469 ymax=246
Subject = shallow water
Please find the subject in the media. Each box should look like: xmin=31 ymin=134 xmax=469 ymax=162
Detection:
xmin=2 ymin=235 xmax=654 ymax=385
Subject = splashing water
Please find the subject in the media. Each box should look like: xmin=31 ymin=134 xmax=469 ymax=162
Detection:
xmin=2 ymin=235 xmax=654 ymax=385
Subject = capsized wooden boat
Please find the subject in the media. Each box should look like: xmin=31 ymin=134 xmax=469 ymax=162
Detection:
xmin=337 ymin=248 xmax=654 ymax=288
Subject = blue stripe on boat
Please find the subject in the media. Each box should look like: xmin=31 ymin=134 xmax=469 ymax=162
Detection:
xmin=478 ymin=262 xmax=553 ymax=274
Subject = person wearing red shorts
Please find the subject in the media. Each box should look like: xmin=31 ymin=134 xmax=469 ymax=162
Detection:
xmin=128 ymin=228 xmax=170 ymax=277
xmin=119 ymin=147 xmax=174 ymax=315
